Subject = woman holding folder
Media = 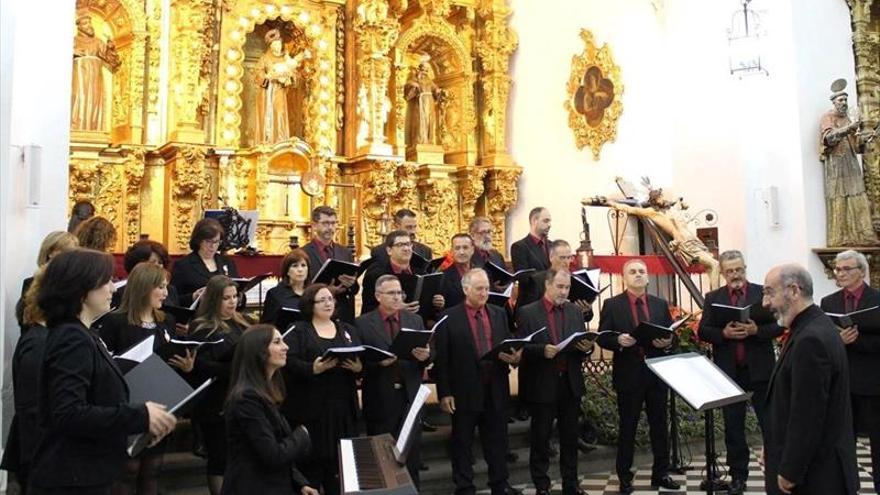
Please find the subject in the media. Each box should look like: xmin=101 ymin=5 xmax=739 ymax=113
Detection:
xmin=188 ymin=275 xmax=251 ymax=495
xmin=170 ymin=218 xmax=239 ymax=308
xmin=29 ymin=249 xmax=177 ymax=495
xmin=222 ymin=324 xmax=317 ymax=495
xmin=94 ymin=261 xmax=194 ymax=495
xmin=261 ymin=249 xmax=310 ymax=324
xmin=284 ymin=284 xmax=361 ymax=495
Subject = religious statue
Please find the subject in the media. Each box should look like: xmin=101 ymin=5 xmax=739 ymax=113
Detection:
xmin=588 ymin=184 xmax=721 ymax=290
xmin=404 ymin=60 xmax=443 ymax=146
xmin=71 ymin=14 xmax=120 ymax=131
xmin=254 ymin=29 xmax=309 ymax=145
xmin=820 ymin=79 xmax=878 ymax=246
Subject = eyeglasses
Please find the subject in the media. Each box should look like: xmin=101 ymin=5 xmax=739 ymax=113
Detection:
xmin=723 ymin=267 xmax=746 ymax=275
xmin=392 ymin=241 xmax=413 ymax=248
xmin=474 ymin=229 xmax=493 ymax=236
xmin=204 ymin=239 xmax=221 ymax=246
xmin=833 ymin=266 xmax=860 ymax=273
xmin=378 ymin=290 xmax=405 ymax=298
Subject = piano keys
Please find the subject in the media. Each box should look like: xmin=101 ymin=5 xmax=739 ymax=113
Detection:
xmin=338 ymin=434 xmax=415 ymax=494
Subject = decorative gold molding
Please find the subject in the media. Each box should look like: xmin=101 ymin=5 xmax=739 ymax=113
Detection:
xmin=850 ymin=1 xmax=880 ymax=227
xmin=565 ymin=29 xmax=623 ymax=161
xmin=486 ymin=166 xmax=521 ymax=253
xmin=123 ymin=149 xmax=146 ymax=245
xmin=418 ymin=175 xmax=457 ymax=250
xmin=475 ymin=0 xmax=517 ymax=164
xmin=171 ymin=146 xmax=208 ymax=251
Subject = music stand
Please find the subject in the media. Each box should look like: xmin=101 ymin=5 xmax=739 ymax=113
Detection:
xmin=646 ymin=352 xmax=750 ymax=495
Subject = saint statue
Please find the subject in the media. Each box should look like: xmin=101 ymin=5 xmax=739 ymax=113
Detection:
xmin=404 ymin=61 xmax=442 ymax=146
xmin=820 ymin=80 xmax=878 ymax=246
xmin=590 ymin=186 xmax=721 ymax=290
xmin=254 ymin=29 xmax=309 ymax=145
xmin=71 ymin=14 xmax=120 ymax=131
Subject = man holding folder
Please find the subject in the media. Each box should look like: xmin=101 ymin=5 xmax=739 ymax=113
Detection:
xmin=516 ymin=268 xmax=594 ymax=495
xmin=596 ymin=258 xmax=678 ymax=493
xmin=355 ymin=274 xmax=430 ymax=486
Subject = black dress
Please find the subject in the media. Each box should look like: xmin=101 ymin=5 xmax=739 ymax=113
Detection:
xmin=261 ymin=283 xmax=302 ymax=324
xmin=94 ymin=312 xmax=177 ymax=355
xmin=222 ymin=389 xmax=311 ymax=495
xmin=170 ymin=252 xmax=239 ymax=307
xmin=188 ymin=318 xmax=247 ymax=476
xmin=284 ymin=320 xmax=360 ymax=494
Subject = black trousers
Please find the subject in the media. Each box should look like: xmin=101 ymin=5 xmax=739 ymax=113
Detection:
xmin=450 ymin=389 xmax=510 ymax=495
xmin=29 ymin=486 xmax=110 ymax=495
xmin=722 ymin=366 xmax=768 ymax=479
xmin=852 ymin=393 xmax=880 ymax=492
xmin=365 ymin=387 xmax=422 ymax=488
xmin=615 ymin=375 xmax=669 ymax=481
xmin=527 ymin=373 xmax=581 ymax=492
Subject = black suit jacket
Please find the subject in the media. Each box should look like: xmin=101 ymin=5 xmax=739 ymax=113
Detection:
xmin=356 ymin=310 xmax=427 ymax=422
xmin=170 ymin=252 xmax=239 ymax=307
xmin=434 ymin=303 xmax=513 ymax=412
xmin=440 ymin=265 xmax=466 ymax=309
xmin=360 ymin=261 xmax=423 ymax=315
xmin=371 ymin=241 xmax=433 ymax=265
xmin=698 ymin=282 xmax=783 ymax=382
xmin=222 ymin=390 xmax=311 ymax=495
xmin=820 ymin=284 xmax=880 ymax=396
xmin=10 ymin=324 xmax=48 ymax=471
xmin=510 ymin=234 xmax=550 ymax=272
xmin=596 ymin=292 xmax=674 ymax=392
xmin=471 ymin=248 xmax=506 ymax=270
xmin=303 ymin=240 xmax=359 ymax=323
xmin=516 ymin=300 xmax=591 ymax=403
xmin=764 ymin=305 xmax=858 ymax=495
xmin=29 ymin=322 xmax=149 ymax=488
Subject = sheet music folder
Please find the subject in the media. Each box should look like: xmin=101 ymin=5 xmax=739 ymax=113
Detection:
xmin=646 ymin=352 xmax=750 ymax=411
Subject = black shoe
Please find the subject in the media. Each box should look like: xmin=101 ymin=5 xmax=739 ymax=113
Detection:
xmin=650 ymin=475 xmax=680 ymax=490
xmin=505 ymin=451 xmax=519 ymax=463
xmin=502 ymin=485 xmax=523 ymax=495
xmin=420 ymin=418 xmax=438 ymax=432
xmin=728 ymin=477 xmax=746 ymax=495
xmin=535 ymin=489 xmax=551 ymax=495
xmin=618 ymin=479 xmax=634 ymax=494
xmin=563 ymin=488 xmax=588 ymax=495
xmin=418 ymin=462 xmax=429 ymax=472
xmin=577 ymin=438 xmax=596 ymax=453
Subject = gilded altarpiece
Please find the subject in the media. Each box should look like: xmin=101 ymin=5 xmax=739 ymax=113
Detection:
xmin=68 ymin=0 xmax=521 ymax=256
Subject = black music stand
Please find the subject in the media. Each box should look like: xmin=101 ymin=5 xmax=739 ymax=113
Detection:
xmin=647 ymin=352 xmax=750 ymax=495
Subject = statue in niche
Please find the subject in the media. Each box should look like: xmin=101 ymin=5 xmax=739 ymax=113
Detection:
xmin=254 ymin=28 xmax=309 ymax=145
xmin=71 ymin=13 xmax=120 ymax=131
xmin=820 ymin=79 xmax=878 ymax=246
xmin=404 ymin=59 xmax=443 ymax=146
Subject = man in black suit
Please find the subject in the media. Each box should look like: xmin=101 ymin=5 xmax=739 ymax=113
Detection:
xmin=302 ymin=206 xmax=359 ymax=323
xmin=356 ymin=274 xmax=431 ymax=486
xmin=511 ymin=207 xmax=552 ymax=273
xmin=596 ymin=259 xmax=679 ymax=493
xmin=361 ymin=230 xmax=444 ymax=315
xmin=762 ymin=263 xmax=858 ymax=495
xmin=517 ymin=240 xmax=592 ymax=321
xmin=820 ymin=250 xmax=880 ymax=493
xmin=469 ymin=217 xmax=506 ymax=269
xmin=517 ymin=269 xmax=595 ymax=495
xmin=698 ymin=250 xmax=783 ymax=494
xmin=370 ymin=209 xmax=433 ymax=263
xmin=435 ymin=268 xmax=522 ymax=495
xmin=441 ymin=233 xmax=476 ymax=309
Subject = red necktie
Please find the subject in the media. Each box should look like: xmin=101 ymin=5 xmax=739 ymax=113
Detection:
xmin=324 ymin=244 xmax=333 ymax=261
xmin=474 ymin=309 xmax=490 ymax=355
xmin=732 ymin=289 xmax=746 ymax=365
xmin=845 ymin=293 xmax=857 ymax=313
xmin=386 ymin=314 xmax=399 ymax=340
xmin=635 ymin=298 xmax=647 ymax=359
xmin=549 ymin=306 xmax=563 ymax=344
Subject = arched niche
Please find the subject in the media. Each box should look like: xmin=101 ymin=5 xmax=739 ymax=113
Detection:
xmin=392 ymin=20 xmax=476 ymax=161
xmin=73 ymin=0 xmax=148 ymax=143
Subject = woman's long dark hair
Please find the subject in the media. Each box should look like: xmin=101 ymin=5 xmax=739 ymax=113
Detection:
xmin=191 ymin=275 xmax=249 ymax=336
xmin=37 ymin=248 xmax=115 ymax=327
xmin=227 ymin=324 xmax=285 ymax=405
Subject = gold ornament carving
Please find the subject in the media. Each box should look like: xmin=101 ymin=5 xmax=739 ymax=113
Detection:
xmin=169 ymin=0 xmax=212 ymax=140
xmin=172 ymin=146 xmax=208 ymax=251
xmin=475 ymin=1 xmax=518 ymax=158
xmin=486 ymin=167 xmax=521 ymax=251
xmin=850 ymin=1 xmax=880 ymax=228
xmin=565 ymin=29 xmax=623 ymax=161
xmin=354 ymin=0 xmax=400 ymax=151
xmin=419 ymin=177 xmax=457 ymax=250
xmin=69 ymin=159 xmax=100 ymax=204
xmin=123 ymin=149 xmax=146 ymax=245
xmin=360 ymin=161 xmax=401 ymax=248
xmin=457 ymin=166 xmax=486 ymax=227
xmin=93 ymin=165 xmax=125 ymax=245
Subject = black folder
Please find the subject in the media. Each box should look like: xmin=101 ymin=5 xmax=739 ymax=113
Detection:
xmin=484 ymin=261 xmax=536 ymax=287
xmin=554 ymin=331 xmax=602 ymax=353
xmin=311 ymin=258 xmax=360 ymax=285
xmin=127 ymin=376 xmax=214 ymax=457
xmin=480 ymin=328 xmax=546 ymax=361
xmin=398 ymin=272 xmax=445 ymax=310
xmin=826 ymin=305 xmax=880 ymax=332
xmin=356 ymin=257 xmax=377 ymax=278
xmin=126 ymin=354 xmax=196 ymax=411
xmin=488 ymin=284 xmax=514 ymax=307
xmin=569 ymin=269 xmax=608 ymax=304
xmin=321 ymin=345 xmax=396 ymax=362
xmin=710 ymin=303 xmax=752 ymax=327
xmin=155 ymin=338 xmax=223 ymax=361
xmin=162 ymin=305 xmax=196 ymax=326
xmin=231 ymin=273 xmax=273 ymax=294
xmin=410 ymin=252 xmax=447 ymax=274
xmin=274 ymin=307 xmax=304 ymax=333
xmin=632 ymin=317 xmax=690 ymax=346
xmin=389 ymin=315 xmax=447 ymax=359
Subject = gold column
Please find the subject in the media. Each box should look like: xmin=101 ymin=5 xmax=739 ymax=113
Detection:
xmin=167 ymin=0 xmax=211 ymax=143
xmin=851 ymin=1 xmax=880 ymax=227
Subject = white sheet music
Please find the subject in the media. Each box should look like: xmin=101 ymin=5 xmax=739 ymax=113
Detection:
xmin=395 ymin=384 xmax=432 ymax=457
xmin=115 ymin=335 xmax=155 ymax=363
xmin=647 ymin=353 xmax=746 ymax=410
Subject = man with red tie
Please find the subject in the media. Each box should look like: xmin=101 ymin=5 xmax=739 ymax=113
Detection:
xmin=596 ymin=259 xmax=679 ymax=493
xmin=699 ymin=250 xmax=782 ymax=494
xmin=435 ymin=268 xmax=523 ymax=495
xmin=510 ymin=207 xmax=552 ymax=273
xmin=302 ymin=206 xmax=359 ymax=322
xmin=469 ymin=217 xmax=506 ymax=269
xmin=361 ymin=230 xmax=444 ymax=315
xmin=820 ymin=250 xmax=880 ymax=494
xmin=355 ymin=274 xmax=430 ymax=486
xmin=516 ymin=269 xmax=594 ymax=495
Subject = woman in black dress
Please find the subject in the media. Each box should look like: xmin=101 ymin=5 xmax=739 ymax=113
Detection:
xmin=222 ymin=324 xmax=317 ymax=495
xmin=187 ymin=275 xmax=250 ymax=495
xmin=261 ymin=249 xmax=310 ymax=324
xmin=170 ymin=218 xmax=239 ymax=307
xmin=94 ymin=262 xmax=195 ymax=495
xmin=284 ymin=284 xmax=362 ymax=495
xmin=29 ymin=249 xmax=177 ymax=495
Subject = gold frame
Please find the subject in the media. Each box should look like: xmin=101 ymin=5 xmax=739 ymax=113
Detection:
xmin=565 ymin=29 xmax=623 ymax=160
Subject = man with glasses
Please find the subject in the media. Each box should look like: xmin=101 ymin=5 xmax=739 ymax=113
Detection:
xmin=698 ymin=250 xmax=782 ymax=494
xmin=469 ymin=217 xmax=506 ymax=269
xmin=355 ymin=274 xmax=431 ymax=487
xmin=517 ymin=240 xmax=592 ymax=322
xmin=303 ymin=206 xmax=359 ymax=322
xmin=762 ymin=263 xmax=857 ymax=495
xmin=820 ymin=250 xmax=880 ymax=493
xmin=370 ymin=209 xmax=433 ymax=263
xmin=361 ymin=230 xmax=444 ymax=315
